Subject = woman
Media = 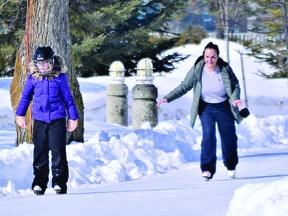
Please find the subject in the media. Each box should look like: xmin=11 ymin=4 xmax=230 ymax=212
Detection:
xmin=157 ymin=42 xmax=244 ymax=180
xmin=16 ymin=46 xmax=78 ymax=194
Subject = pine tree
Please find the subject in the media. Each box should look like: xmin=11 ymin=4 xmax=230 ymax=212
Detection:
xmin=1 ymin=1 xmax=205 ymax=78
xmin=245 ymin=0 xmax=288 ymax=78
xmin=69 ymin=0 xmax=193 ymax=77
xmin=0 ymin=0 xmax=26 ymax=76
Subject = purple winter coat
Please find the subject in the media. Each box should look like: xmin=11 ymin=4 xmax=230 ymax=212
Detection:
xmin=16 ymin=73 xmax=78 ymax=123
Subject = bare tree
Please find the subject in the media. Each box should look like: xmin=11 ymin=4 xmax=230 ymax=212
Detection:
xmin=10 ymin=0 xmax=84 ymax=146
xmin=213 ymin=0 xmax=247 ymax=63
xmin=214 ymin=0 xmax=230 ymax=63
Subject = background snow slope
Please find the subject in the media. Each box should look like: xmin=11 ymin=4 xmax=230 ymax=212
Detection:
xmin=0 ymin=38 xmax=288 ymax=215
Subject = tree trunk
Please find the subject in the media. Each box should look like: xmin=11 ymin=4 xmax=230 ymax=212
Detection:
xmin=213 ymin=0 xmax=236 ymax=63
xmin=225 ymin=0 xmax=230 ymax=64
xmin=282 ymin=0 xmax=288 ymax=72
xmin=10 ymin=0 xmax=84 ymax=146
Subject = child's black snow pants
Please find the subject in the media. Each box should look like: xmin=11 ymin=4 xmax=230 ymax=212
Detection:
xmin=32 ymin=118 xmax=68 ymax=193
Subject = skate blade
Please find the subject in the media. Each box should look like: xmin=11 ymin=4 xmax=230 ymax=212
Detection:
xmin=203 ymin=177 xmax=211 ymax=181
xmin=33 ymin=190 xmax=44 ymax=195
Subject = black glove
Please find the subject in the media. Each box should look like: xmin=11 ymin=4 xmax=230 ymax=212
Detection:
xmin=239 ymin=108 xmax=250 ymax=118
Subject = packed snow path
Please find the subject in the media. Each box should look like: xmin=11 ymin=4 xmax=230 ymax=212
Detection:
xmin=1 ymin=151 xmax=287 ymax=216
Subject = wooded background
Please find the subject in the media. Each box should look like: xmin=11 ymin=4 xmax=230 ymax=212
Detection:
xmin=0 ymin=0 xmax=287 ymax=145
xmin=1 ymin=0 xmax=287 ymax=78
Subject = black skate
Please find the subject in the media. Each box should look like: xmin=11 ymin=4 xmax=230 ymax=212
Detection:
xmin=202 ymin=171 xmax=212 ymax=181
xmin=53 ymin=185 xmax=67 ymax=195
xmin=33 ymin=185 xmax=44 ymax=195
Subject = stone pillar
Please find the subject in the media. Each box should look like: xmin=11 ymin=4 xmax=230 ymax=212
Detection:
xmin=132 ymin=58 xmax=158 ymax=129
xmin=106 ymin=61 xmax=128 ymax=126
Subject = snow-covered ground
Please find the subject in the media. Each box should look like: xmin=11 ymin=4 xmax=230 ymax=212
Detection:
xmin=0 ymin=38 xmax=288 ymax=216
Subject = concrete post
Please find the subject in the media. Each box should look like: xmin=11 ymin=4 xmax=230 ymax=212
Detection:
xmin=132 ymin=58 xmax=158 ymax=129
xmin=106 ymin=61 xmax=128 ymax=126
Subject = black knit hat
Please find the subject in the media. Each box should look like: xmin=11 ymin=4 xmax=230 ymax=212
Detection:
xmin=33 ymin=46 xmax=54 ymax=61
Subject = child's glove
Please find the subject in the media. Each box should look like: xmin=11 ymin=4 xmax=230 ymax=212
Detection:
xmin=16 ymin=116 xmax=27 ymax=129
xmin=67 ymin=119 xmax=78 ymax=132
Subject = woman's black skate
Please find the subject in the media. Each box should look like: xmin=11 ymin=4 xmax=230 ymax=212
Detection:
xmin=202 ymin=171 xmax=212 ymax=181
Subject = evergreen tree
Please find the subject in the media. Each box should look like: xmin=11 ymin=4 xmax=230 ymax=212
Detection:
xmin=1 ymin=1 xmax=206 ymax=77
xmin=0 ymin=0 xmax=26 ymax=76
xmin=68 ymin=0 xmax=196 ymax=77
xmin=245 ymin=0 xmax=288 ymax=78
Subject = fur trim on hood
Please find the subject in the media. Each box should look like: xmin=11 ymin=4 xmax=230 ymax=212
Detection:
xmin=30 ymin=55 xmax=67 ymax=80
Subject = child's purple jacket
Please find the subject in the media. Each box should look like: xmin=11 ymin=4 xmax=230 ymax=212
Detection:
xmin=16 ymin=73 xmax=78 ymax=123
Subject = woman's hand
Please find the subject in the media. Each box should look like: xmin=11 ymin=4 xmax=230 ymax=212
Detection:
xmin=156 ymin=98 xmax=168 ymax=108
xmin=232 ymin=100 xmax=242 ymax=108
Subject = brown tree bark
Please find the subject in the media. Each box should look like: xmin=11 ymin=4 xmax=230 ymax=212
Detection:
xmin=10 ymin=0 xmax=84 ymax=146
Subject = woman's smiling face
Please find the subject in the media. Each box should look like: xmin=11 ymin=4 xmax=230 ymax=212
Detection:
xmin=204 ymin=48 xmax=218 ymax=71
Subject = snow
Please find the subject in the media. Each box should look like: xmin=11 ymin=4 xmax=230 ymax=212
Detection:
xmin=0 ymin=38 xmax=288 ymax=216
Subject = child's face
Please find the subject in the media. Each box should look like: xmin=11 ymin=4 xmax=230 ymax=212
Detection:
xmin=36 ymin=60 xmax=52 ymax=73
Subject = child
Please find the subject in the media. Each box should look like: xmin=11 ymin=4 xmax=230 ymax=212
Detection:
xmin=16 ymin=46 xmax=78 ymax=195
